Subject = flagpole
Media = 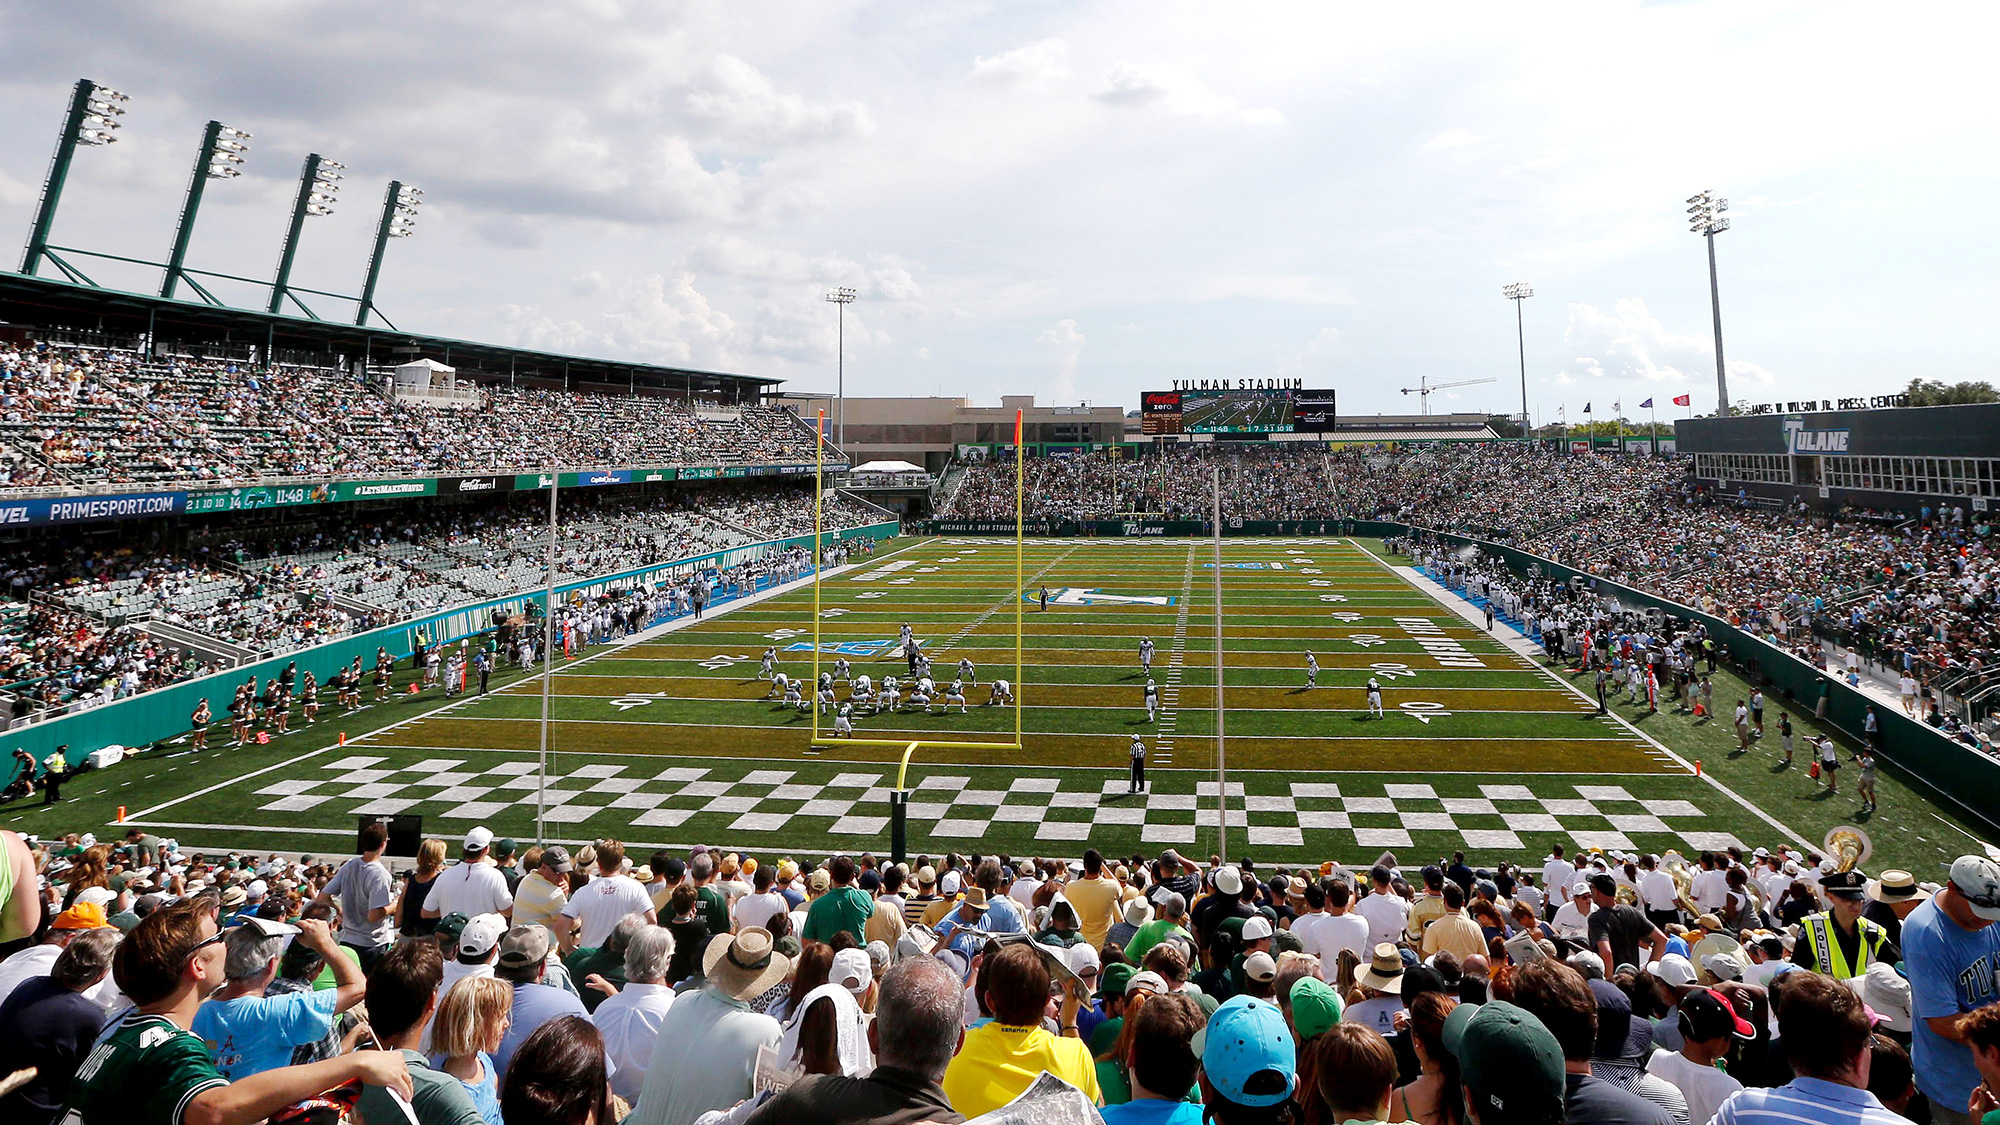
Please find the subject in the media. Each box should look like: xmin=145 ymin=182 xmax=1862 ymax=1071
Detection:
xmin=1649 ymin=399 xmax=1658 ymax=456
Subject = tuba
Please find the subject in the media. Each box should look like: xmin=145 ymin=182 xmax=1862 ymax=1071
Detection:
xmin=1824 ymin=826 xmax=1873 ymax=874
xmin=1662 ymin=850 xmax=1699 ymax=915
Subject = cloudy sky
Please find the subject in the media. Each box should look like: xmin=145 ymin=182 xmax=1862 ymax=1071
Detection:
xmin=2 ymin=2 xmax=1993 ymax=421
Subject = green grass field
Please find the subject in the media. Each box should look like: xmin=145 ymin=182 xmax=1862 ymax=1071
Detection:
xmin=8 ymin=536 xmax=1992 ymax=873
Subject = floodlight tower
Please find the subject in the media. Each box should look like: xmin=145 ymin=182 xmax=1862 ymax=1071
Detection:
xmin=1502 ymin=282 xmax=1533 ymax=439
xmin=268 ymin=154 xmax=344 ymax=315
xmin=356 ymin=181 xmax=422 ymax=326
xmin=161 ymin=121 xmax=252 ymax=300
xmin=825 ymin=286 xmax=857 ymax=450
xmin=20 ymin=79 xmax=130 ymax=277
xmin=1687 ymin=190 xmax=1731 ymax=416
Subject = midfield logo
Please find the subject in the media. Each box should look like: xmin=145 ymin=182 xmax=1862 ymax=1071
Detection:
xmin=1028 ymin=587 xmax=1176 ymax=607
xmin=783 ymin=637 xmax=927 ymax=656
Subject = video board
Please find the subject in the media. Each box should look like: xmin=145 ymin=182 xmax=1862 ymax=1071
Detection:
xmin=1140 ymin=389 xmax=1336 ymax=434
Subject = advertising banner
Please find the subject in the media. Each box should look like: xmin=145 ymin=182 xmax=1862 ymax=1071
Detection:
xmin=437 ymin=475 xmax=515 ymax=496
xmin=723 ymin=467 xmax=748 ymax=478
xmin=680 ymin=466 xmax=721 ymax=480
xmin=514 ymin=472 xmax=556 ymax=491
xmin=333 ymin=478 xmax=436 ymax=502
xmin=0 ymin=491 xmax=186 ymax=526
xmin=632 ymin=468 xmax=676 ymax=483
xmin=561 ymin=469 xmax=632 ymax=488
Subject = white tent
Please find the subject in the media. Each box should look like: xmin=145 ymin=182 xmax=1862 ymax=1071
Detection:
xmin=393 ymin=358 xmax=456 ymax=393
xmin=849 ymin=459 xmax=925 ymax=474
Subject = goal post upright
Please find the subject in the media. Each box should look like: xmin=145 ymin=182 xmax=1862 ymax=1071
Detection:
xmin=811 ymin=409 xmax=823 ymax=745
xmin=1016 ymin=407 xmax=1024 ymax=748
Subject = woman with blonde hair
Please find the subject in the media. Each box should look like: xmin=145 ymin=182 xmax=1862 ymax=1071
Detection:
xmin=435 ymin=975 xmax=511 ymax=1125
xmin=396 ymin=838 xmax=446 ymax=937
xmin=1333 ymin=947 xmax=1363 ymax=1006
xmin=60 ymin=843 xmax=111 ymax=908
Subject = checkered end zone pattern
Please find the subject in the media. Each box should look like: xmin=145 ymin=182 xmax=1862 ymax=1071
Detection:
xmin=257 ymin=757 xmax=1745 ymax=853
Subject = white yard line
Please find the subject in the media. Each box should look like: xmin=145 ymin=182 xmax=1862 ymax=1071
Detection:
xmin=1350 ymin=539 xmax=1810 ymax=851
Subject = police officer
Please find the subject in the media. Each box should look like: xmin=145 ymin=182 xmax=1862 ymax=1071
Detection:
xmin=40 ymin=744 xmax=68 ymax=805
xmin=1793 ymin=869 xmax=1897 ymax=980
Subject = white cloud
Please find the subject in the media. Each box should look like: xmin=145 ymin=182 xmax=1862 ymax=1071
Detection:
xmin=1560 ymin=299 xmax=1775 ymax=388
xmin=1037 ymin=319 xmax=1086 ymax=402
xmin=969 ymin=38 xmax=1072 ymax=86
xmin=684 ymin=55 xmax=873 ymax=146
xmin=1090 ymin=62 xmax=1283 ymax=124
xmin=1421 ymin=128 xmax=1483 ymax=152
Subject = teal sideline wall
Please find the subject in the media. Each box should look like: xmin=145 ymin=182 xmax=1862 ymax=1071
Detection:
xmin=14 ymin=521 xmax=898 ymax=771
xmin=1407 ymin=527 xmax=2000 ymax=835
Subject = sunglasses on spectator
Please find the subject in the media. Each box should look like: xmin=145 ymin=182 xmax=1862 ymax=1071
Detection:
xmin=181 ymin=931 xmax=226 ymax=963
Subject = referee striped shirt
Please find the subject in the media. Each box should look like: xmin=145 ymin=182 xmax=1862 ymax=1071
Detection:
xmin=1711 ymin=1077 xmax=1906 ymax=1125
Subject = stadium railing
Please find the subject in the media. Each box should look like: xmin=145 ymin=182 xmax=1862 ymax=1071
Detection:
xmin=6 ymin=520 xmax=900 ymax=774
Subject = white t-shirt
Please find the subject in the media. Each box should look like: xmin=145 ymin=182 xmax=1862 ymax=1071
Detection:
xmin=1691 ymin=868 xmax=1730 ymax=913
xmin=1307 ymin=912 xmax=1372 ymax=964
xmin=429 ymin=860 xmax=513 ymax=920
xmin=563 ymin=873 xmax=656 ymax=948
xmin=1646 ymin=1047 xmax=1743 ymax=1125
xmin=735 ymin=891 xmax=789 ymax=933
xmin=1551 ymin=901 xmax=1592 ymax=938
xmin=1542 ymin=858 xmax=1577 ymax=905
xmin=1343 ymin=997 xmax=1405 ymax=1037
xmin=1353 ymin=891 xmax=1410 ymax=949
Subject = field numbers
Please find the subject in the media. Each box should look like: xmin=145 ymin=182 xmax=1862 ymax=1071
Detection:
xmin=762 ymin=627 xmax=807 ymax=641
xmin=1401 ymin=701 xmax=1453 ymax=724
xmin=1317 ymin=593 xmax=1349 ymax=602
xmin=1307 ymin=579 xmax=1333 ymax=587
xmin=698 ymin=653 xmax=753 ymax=670
xmin=610 ymin=691 xmax=669 ymax=712
xmin=1348 ymin=633 xmax=1388 ymax=648
xmin=1369 ymin=662 xmax=1417 ymax=679
xmin=1300 ymin=567 xmax=1323 ymax=574
xmin=857 ymin=591 xmax=888 ymax=599
xmin=819 ymin=608 xmax=850 ymax=618
xmin=1329 ymin=611 xmax=1362 ymax=622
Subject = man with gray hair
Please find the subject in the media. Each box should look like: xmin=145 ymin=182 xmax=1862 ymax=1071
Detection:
xmin=742 ymin=954 xmax=966 ymax=1124
xmin=190 ymin=916 xmax=365 ymax=1080
xmin=595 ymin=923 xmax=677 ymax=1103
xmin=0 ymin=927 xmax=120 ymax=1123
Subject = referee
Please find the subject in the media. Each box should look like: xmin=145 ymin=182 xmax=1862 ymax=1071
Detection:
xmin=1128 ymin=735 xmax=1147 ymax=794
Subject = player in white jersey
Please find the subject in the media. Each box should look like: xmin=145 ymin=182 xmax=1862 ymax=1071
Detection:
xmin=1365 ymin=677 xmax=1384 ymax=718
xmin=909 ymin=679 xmax=934 ymax=713
xmin=1144 ymin=677 xmax=1159 ymax=722
xmin=851 ymin=674 xmax=873 ymax=705
xmin=833 ymin=703 xmax=854 ymax=737
xmin=881 ymin=674 xmax=901 ymax=711
xmin=1305 ymin=651 xmax=1319 ymax=688
xmin=834 ymin=656 xmax=851 ymax=682
xmin=819 ymin=670 xmax=834 ymax=694
xmin=818 ymin=684 xmax=838 ymax=714
xmin=759 ymin=647 xmax=776 ymax=680
xmin=989 ymin=679 xmax=1014 ymax=706
xmin=1139 ymin=638 xmax=1155 ymax=673
xmin=944 ymin=679 xmax=969 ymax=713
xmin=958 ymin=657 xmax=976 ymax=685
xmin=765 ymin=671 xmax=790 ymax=701
xmin=782 ymin=678 xmax=804 ymax=710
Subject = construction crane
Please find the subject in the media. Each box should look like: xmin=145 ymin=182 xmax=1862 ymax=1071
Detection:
xmin=1399 ymin=375 xmax=1497 ymax=415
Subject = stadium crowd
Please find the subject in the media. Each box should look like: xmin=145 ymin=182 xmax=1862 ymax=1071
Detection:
xmin=0 ymin=340 xmax=832 ymax=491
xmin=0 ymin=481 xmax=884 ymax=723
xmin=2 ymin=822 xmax=1995 ymax=1125
xmin=947 ymin=444 xmax=2000 ymax=717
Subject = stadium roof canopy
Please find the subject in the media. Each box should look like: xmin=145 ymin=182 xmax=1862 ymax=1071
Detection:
xmin=0 ymin=271 xmax=779 ymax=401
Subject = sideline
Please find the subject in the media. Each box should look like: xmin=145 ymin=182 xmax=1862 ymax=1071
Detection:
xmin=1348 ymin=538 xmax=1811 ymax=852
xmin=123 ymin=540 xmax=927 ymax=825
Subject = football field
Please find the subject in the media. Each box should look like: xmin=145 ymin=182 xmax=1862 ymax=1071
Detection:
xmin=98 ymin=535 xmax=1831 ymax=866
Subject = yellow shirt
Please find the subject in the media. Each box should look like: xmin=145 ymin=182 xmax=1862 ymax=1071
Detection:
xmin=944 ymin=1022 xmax=1101 ymax=1117
xmin=1420 ymin=911 xmax=1488 ymax=960
xmin=513 ymin=871 xmax=568 ymax=939
xmin=865 ymin=897 xmax=907 ymax=946
xmin=1065 ymin=875 xmax=1123 ymax=950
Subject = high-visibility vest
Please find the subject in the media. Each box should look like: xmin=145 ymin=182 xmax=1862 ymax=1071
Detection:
xmin=1801 ymin=912 xmax=1889 ymax=980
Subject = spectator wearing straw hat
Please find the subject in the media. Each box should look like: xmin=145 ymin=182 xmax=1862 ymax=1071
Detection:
xmin=1862 ymin=869 xmax=1928 ymax=947
xmin=1344 ymin=944 xmax=1406 ymax=1038
xmin=631 ymin=927 xmax=789 ymax=1125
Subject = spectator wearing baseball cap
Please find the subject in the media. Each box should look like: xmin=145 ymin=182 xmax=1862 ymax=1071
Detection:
xmin=0 ymin=901 xmax=110 ymax=1007
xmin=1710 ymin=970 xmax=1906 ymax=1125
xmin=491 ymin=923 xmax=589 ymax=1078
xmin=1195 ymin=996 xmax=1296 ymax=1122
xmin=943 ymin=943 xmax=1100 ymax=1116
xmin=424 ymin=828 xmax=513 ymax=928
xmin=1442 ymin=999 xmax=1567 ymax=1125
xmin=1902 ymin=853 xmax=2000 ymax=1119
xmin=512 ymin=845 xmax=572 ymax=943
xmin=1586 ymin=978 xmax=1690 ymax=1124
xmin=1646 ymin=987 xmax=1752 ymax=1125
xmin=1643 ymin=952 xmax=1700 ymax=1052
xmin=1588 ymin=872 xmax=1667 ymax=977
xmin=193 ymin=916 xmax=366 ymax=1081
xmin=1508 ymin=959 xmax=1675 ymax=1125
xmin=438 ymin=911 xmax=507 ymax=1015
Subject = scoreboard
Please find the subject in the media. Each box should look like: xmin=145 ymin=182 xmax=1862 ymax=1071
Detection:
xmin=1141 ymin=389 xmax=1336 ymax=435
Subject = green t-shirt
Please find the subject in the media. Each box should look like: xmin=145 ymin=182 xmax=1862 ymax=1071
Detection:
xmin=308 ymin=944 xmax=363 ymax=992
xmin=355 ymin=1049 xmax=485 ymax=1125
xmin=697 ymin=885 xmax=732 ymax=937
xmin=1123 ymin=919 xmax=1192 ymax=963
xmin=802 ymin=886 xmax=873 ymax=944
xmin=563 ymin=945 xmax=627 ymax=1012
xmin=62 ymin=1012 xmax=229 ymax=1125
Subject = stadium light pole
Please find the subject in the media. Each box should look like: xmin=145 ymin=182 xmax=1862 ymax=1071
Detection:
xmin=268 ymin=154 xmax=344 ymax=315
xmin=1502 ymin=283 xmax=1533 ymax=439
xmin=356 ymin=181 xmax=421 ymax=326
xmin=20 ymin=79 xmax=129 ymax=277
xmin=1687 ymin=191 xmax=1731 ymax=416
xmin=825 ymin=287 xmax=856 ymax=450
xmin=161 ymin=121 xmax=251 ymax=300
